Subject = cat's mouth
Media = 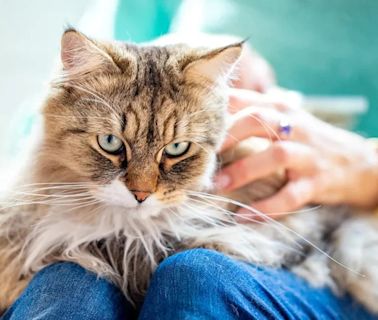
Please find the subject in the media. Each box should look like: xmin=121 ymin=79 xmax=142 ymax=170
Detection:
xmin=98 ymin=201 xmax=163 ymax=220
xmin=93 ymin=180 xmax=164 ymax=218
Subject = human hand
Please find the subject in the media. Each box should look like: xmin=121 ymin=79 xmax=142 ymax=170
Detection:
xmin=215 ymin=88 xmax=378 ymax=220
xmin=231 ymin=45 xmax=276 ymax=92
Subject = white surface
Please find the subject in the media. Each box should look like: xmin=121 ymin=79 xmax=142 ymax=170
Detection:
xmin=0 ymin=0 xmax=118 ymax=193
xmin=0 ymin=0 xmax=94 ymax=143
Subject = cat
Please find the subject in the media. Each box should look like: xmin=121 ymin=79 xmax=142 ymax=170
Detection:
xmin=0 ymin=28 xmax=377 ymax=314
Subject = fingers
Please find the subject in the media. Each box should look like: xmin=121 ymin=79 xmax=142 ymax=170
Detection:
xmin=228 ymin=88 xmax=290 ymax=114
xmin=221 ymin=106 xmax=289 ymax=152
xmin=236 ymin=178 xmax=314 ymax=223
xmin=215 ymin=141 xmax=315 ymax=192
xmin=221 ymin=104 xmax=305 ymax=152
xmin=223 ymin=88 xmax=307 ymax=152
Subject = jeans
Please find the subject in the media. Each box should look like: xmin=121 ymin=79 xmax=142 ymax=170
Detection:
xmin=2 ymin=249 xmax=376 ymax=320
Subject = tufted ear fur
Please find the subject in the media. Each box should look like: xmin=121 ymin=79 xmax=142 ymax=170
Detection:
xmin=60 ymin=28 xmax=121 ymax=80
xmin=184 ymin=43 xmax=243 ymax=84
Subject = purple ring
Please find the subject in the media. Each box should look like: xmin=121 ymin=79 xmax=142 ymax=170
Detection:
xmin=278 ymin=120 xmax=292 ymax=138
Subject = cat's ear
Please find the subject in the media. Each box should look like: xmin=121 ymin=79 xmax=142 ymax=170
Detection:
xmin=61 ymin=28 xmax=120 ymax=78
xmin=184 ymin=43 xmax=243 ymax=84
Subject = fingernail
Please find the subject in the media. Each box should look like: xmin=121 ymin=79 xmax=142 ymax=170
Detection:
xmin=214 ymin=174 xmax=231 ymax=190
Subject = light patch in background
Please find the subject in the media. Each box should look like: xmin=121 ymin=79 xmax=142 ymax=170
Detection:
xmin=0 ymin=0 xmax=119 ymax=195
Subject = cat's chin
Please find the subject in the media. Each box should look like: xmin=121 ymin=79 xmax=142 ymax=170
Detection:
xmin=105 ymin=203 xmax=163 ymax=220
xmin=127 ymin=206 xmax=162 ymax=219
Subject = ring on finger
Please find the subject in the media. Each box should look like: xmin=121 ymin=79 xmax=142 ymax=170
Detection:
xmin=278 ymin=119 xmax=293 ymax=139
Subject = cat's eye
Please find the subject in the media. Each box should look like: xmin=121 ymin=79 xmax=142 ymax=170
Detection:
xmin=164 ymin=142 xmax=190 ymax=158
xmin=97 ymin=134 xmax=124 ymax=154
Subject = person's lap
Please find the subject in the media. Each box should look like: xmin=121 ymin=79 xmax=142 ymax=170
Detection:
xmin=1 ymin=249 xmax=376 ymax=320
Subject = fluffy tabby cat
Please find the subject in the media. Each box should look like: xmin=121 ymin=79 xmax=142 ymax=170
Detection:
xmin=1 ymin=29 xmax=377 ymax=313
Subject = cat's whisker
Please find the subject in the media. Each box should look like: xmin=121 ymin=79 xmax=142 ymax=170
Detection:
xmin=180 ymin=203 xmax=230 ymax=228
xmin=225 ymin=132 xmax=242 ymax=145
xmin=67 ymin=83 xmax=123 ymax=125
xmin=79 ymin=98 xmax=122 ymax=127
xmin=14 ymin=181 xmax=94 ymax=185
xmin=187 ymin=195 xmax=305 ymax=250
xmin=0 ymin=198 xmax=96 ymax=209
xmin=185 ymin=190 xmax=261 ymax=215
xmin=184 ymin=198 xmax=234 ymax=222
xmin=69 ymin=84 xmax=115 ymax=111
xmin=186 ymin=197 xmax=263 ymax=226
xmin=8 ymin=183 xmax=102 ymax=196
xmin=52 ymin=199 xmax=102 ymax=214
xmin=185 ymin=190 xmax=365 ymax=277
xmin=33 ymin=196 xmax=96 ymax=205
xmin=80 ymin=97 xmax=119 ymax=113
xmin=224 ymin=107 xmax=281 ymax=144
xmin=1 ymin=192 xmax=95 ymax=204
xmin=191 ymin=192 xmax=322 ymax=217
xmin=186 ymin=190 xmax=297 ymax=220
xmin=186 ymin=190 xmax=308 ymax=242
xmin=185 ymin=196 xmax=302 ymax=249
xmin=246 ymin=113 xmax=280 ymax=143
xmin=9 ymin=191 xmax=93 ymax=199
xmin=12 ymin=182 xmax=98 ymax=189
xmin=0 ymin=194 xmax=98 ymax=210
xmin=4 ymin=190 xmax=95 ymax=202
xmin=174 ymin=201 xmax=303 ymax=259
xmin=262 ymin=205 xmax=323 ymax=216
xmin=194 ymin=143 xmax=213 ymax=158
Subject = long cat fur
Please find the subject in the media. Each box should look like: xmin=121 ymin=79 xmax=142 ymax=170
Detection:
xmin=0 ymin=29 xmax=377 ymax=314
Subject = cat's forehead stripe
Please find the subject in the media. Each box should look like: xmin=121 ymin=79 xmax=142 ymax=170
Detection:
xmin=123 ymin=109 xmax=141 ymax=141
xmin=121 ymin=112 xmax=127 ymax=133
xmin=162 ymin=111 xmax=177 ymax=143
xmin=122 ymin=48 xmax=180 ymax=146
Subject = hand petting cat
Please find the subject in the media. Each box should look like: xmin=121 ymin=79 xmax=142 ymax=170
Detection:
xmin=216 ymin=87 xmax=378 ymax=220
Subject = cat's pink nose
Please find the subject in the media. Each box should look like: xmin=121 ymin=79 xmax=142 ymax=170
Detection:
xmin=132 ymin=191 xmax=151 ymax=203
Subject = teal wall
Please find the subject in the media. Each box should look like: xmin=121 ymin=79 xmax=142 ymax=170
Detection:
xmin=114 ymin=1 xmax=180 ymax=42
xmin=115 ymin=0 xmax=377 ymax=137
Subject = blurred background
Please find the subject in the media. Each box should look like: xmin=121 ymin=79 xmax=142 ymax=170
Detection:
xmin=0 ymin=0 xmax=377 ymax=182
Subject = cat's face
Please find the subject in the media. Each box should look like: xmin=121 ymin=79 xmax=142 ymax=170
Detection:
xmin=40 ymin=30 xmax=241 ymax=218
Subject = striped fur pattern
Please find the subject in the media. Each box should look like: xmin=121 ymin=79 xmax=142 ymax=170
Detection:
xmin=1 ymin=29 xmax=378 ymax=313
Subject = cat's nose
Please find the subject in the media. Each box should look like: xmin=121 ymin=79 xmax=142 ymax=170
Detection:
xmin=132 ymin=191 xmax=151 ymax=203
